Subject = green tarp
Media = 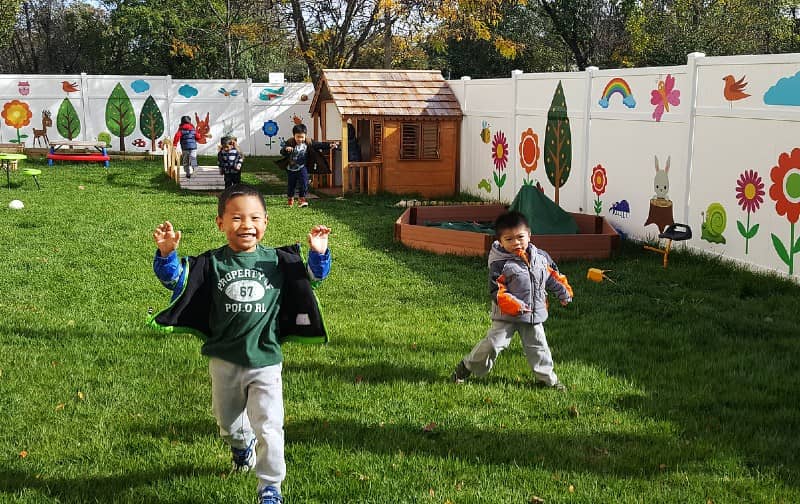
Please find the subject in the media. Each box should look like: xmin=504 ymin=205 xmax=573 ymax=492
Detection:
xmin=423 ymin=220 xmax=495 ymax=235
xmin=509 ymin=185 xmax=579 ymax=235
xmin=423 ymin=185 xmax=579 ymax=236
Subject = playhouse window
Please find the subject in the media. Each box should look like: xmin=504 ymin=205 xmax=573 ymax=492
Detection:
xmin=372 ymin=121 xmax=382 ymax=158
xmin=400 ymin=122 xmax=439 ymax=160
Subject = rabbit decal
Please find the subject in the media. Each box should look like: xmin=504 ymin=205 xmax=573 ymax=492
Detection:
xmin=653 ymin=155 xmax=670 ymax=201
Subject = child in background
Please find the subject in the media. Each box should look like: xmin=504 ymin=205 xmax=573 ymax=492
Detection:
xmin=218 ymin=136 xmax=244 ymax=188
xmin=172 ymin=115 xmax=198 ymax=179
xmin=150 ymin=184 xmax=332 ymax=504
xmin=277 ymin=124 xmax=337 ymax=208
xmin=451 ymin=211 xmax=573 ymax=390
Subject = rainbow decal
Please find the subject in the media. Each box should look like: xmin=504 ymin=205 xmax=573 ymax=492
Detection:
xmin=598 ymin=77 xmax=636 ymax=109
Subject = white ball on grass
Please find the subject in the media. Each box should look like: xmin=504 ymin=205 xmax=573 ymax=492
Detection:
xmin=8 ymin=199 xmax=24 ymax=210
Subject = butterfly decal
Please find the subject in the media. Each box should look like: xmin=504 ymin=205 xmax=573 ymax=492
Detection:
xmin=650 ymin=74 xmax=680 ymax=122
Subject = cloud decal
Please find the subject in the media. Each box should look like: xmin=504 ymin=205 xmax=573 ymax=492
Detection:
xmin=763 ymin=70 xmax=800 ymax=106
xmin=178 ymin=84 xmax=198 ymax=99
xmin=130 ymin=80 xmax=150 ymax=93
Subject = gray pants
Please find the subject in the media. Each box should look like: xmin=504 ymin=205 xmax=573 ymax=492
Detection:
xmin=463 ymin=320 xmax=558 ymax=385
xmin=181 ymin=149 xmax=198 ymax=176
xmin=209 ymin=358 xmax=285 ymax=492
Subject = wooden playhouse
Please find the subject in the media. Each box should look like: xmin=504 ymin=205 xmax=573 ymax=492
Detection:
xmin=309 ymin=69 xmax=462 ymax=197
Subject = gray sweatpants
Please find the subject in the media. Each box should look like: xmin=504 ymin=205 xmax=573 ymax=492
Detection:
xmin=209 ymin=358 xmax=285 ymax=492
xmin=463 ymin=320 xmax=559 ymax=385
xmin=180 ymin=149 xmax=198 ymax=176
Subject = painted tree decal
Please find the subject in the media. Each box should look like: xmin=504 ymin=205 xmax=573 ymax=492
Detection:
xmin=544 ymin=81 xmax=572 ymax=205
xmin=56 ymin=98 xmax=81 ymax=140
xmin=105 ymin=83 xmax=135 ymax=151
xmin=139 ymin=96 xmax=164 ymax=151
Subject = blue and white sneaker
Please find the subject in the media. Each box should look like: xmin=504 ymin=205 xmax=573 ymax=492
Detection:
xmin=259 ymin=485 xmax=284 ymax=504
xmin=231 ymin=438 xmax=256 ymax=472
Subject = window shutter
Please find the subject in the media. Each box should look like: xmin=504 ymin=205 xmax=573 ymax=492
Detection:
xmin=372 ymin=121 xmax=382 ymax=158
xmin=400 ymin=123 xmax=419 ymax=159
xmin=421 ymin=122 xmax=439 ymax=159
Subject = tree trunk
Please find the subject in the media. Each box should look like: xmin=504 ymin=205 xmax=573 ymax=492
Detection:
xmin=22 ymin=1 xmax=39 ymax=73
xmin=383 ymin=8 xmax=392 ymax=69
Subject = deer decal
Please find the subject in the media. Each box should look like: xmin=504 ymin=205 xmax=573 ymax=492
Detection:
xmin=33 ymin=110 xmax=52 ymax=147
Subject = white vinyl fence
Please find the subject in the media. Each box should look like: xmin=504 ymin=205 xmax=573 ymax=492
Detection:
xmin=0 ymin=74 xmax=313 ymax=157
xmin=449 ymin=53 xmax=800 ymax=279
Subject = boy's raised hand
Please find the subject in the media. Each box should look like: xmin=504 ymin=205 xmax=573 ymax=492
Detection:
xmin=308 ymin=225 xmax=331 ymax=254
xmin=153 ymin=221 xmax=181 ymax=257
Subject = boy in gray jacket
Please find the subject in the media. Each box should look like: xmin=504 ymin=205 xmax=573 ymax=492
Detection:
xmin=452 ymin=211 xmax=573 ymax=390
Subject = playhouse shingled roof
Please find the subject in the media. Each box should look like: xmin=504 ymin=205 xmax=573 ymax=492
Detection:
xmin=310 ymin=69 xmax=463 ymax=119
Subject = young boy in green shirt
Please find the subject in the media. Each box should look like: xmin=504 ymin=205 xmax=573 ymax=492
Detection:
xmin=150 ymin=184 xmax=331 ymax=504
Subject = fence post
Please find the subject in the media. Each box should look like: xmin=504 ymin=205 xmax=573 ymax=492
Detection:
xmin=165 ymin=75 xmax=172 ymax=145
xmin=79 ymin=72 xmax=89 ymax=141
xmin=510 ymin=69 xmax=523 ymax=197
xmin=581 ymin=66 xmax=598 ymax=214
xmin=244 ymin=78 xmax=253 ymax=156
xmin=459 ymin=76 xmax=471 ymax=194
xmin=682 ymin=52 xmax=705 ymax=225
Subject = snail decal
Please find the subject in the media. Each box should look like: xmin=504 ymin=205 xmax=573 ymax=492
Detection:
xmin=701 ymin=202 xmax=727 ymax=244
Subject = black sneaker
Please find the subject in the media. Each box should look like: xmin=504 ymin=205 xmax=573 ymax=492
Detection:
xmin=451 ymin=360 xmax=471 ymax=384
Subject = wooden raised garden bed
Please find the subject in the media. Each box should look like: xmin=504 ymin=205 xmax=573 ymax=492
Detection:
xmin=394 ymin=204 xmax=620 ymax=260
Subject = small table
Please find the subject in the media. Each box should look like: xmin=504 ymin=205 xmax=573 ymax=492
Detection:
xmin=0 ymin=153 xmax=27 ymax=189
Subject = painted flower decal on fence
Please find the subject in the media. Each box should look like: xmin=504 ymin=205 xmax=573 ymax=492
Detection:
xmin=591 ymin=164 xmax=607 ymax=215
xmin=735 ymin=169 xmax=764 ymax=254
xmin=492 ymin=131 xmax=508 ymax=170
xmin=491 ymin=130 xmax=508 ymax=201
xmin=650 ymin=74 xmax=680 ymax=122
xmin=262 ymin=120 xmax=279 ymax=149
xmin=518 ymin=128 xmax=540 ymax=185
xmin=768 ymin=148 xmax=800 ymax=274
xmin=1 ymin=100 xmax=32 ymax=145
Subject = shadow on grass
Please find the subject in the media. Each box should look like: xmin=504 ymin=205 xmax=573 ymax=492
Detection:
xmin=285 ymin=360 xmax=441 ymax=384
xmin=128 ymin=417 xmax=218 ymax=444
xmin=285 ymin=418 xmax=710 ymax=477
xmin=1 ymin=465 xmax=221 ymax=502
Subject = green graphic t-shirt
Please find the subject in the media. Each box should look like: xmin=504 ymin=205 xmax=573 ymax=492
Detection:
xmin=205 ymin=245 xmax=284 ymax=367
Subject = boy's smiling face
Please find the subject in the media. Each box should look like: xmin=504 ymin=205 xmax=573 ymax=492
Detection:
xmin=216 ymin=195 xmax=268 ymax=252
xmin=497 ymin=224 xmax=531 ymax=254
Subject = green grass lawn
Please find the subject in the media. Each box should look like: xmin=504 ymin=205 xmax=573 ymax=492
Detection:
xmin=1 ymin=158 xmax=798 ymax=503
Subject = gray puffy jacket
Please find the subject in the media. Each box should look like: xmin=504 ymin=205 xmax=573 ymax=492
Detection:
xmin=488 ymin=242 xmax=572 ymax=324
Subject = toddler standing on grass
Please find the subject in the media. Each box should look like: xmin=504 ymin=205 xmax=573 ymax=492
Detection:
xmin=452 ymin=211 xmax=573 ymax=390
xmin=149 ymin=183 xmax=332 ymax=504
xmin=277 ymin=123 xmax=337 ymax=208
xmin=218 ymin=136 xmax=244 ymax=188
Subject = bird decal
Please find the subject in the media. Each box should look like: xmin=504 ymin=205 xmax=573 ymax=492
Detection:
xmin=723 ymin=75 xmax=750 ymax=105
xmin=61 ymin=81 xmax=80 ymax=93
xmin=258 ymin=86 xmax=285 ymax=101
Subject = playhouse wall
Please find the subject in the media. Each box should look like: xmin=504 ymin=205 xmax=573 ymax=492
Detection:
xmin=381 ymin=119 xmax=458 ymax=197
xmin=0 ymin=73 xmax=312 ymax=156
xmin=451 ymin=53 xmax=800 ymax=279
